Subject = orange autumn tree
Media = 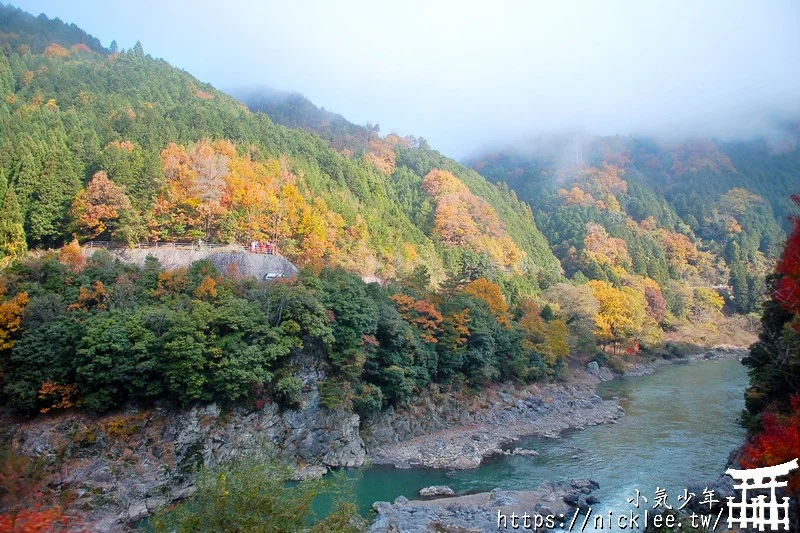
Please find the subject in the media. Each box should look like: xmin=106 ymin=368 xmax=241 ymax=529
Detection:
xmin=421 ymin=169 xmax=523 ymax=271
xmin=148 ymin=140 xmax=370 ymax=271
xmin=58 ymin=238 xmax=85 ymax=273
xmin=71 ymin=171 xmax=132 ymax=240
xmin=365 ymin=137 xmax=397 ymax=175
xmin=558 ymin=163 xmax=627 ymax=213
xmin=67 ymin=281 xmax=108 ymax=312
xmin=42 ymin=43 xmax=70 ymax=59
xmin=0 ymin=290 xmax=28 ymax=351
xmin=583 ymin=222 xmax=631 ymax=270
xmin=389 ymin=294 xmax=443 ymax=343
xmin=37 ymin=382 xmax=79 ymax=414
xmin=151 ymin=140 xmax=228 ymax=241
xmin=461 ymin=278 xmax=510 ymax=328
xmin=656 ymin=229 xmax=706 ymax=277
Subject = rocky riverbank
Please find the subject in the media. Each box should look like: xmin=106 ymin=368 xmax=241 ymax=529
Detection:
xmin=362 ymin=346 xmax=748 ymax=474
xmin=622 ymin=344 xmax=748 ymax=377
xmin=365 ymin=369 xmax=624 ymax=470
xmin=369 ymin=479 xmax=600 ymax=532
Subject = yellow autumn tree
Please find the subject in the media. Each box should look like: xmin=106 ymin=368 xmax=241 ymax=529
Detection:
xmin=0 ymin=291 xmax=29 ymax=350
xmin=518 ymin=299 xmax=569 ymax=364
xmin=589 ymin=280 xmax=662 ymax=353
xmin=462 ymin=278 xmax=510 ymax=328
xmin=589 ymin=280 xmax=636 ymax=353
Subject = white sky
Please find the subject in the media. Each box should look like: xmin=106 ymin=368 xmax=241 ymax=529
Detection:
xmin=13 ymin=0 xmax=800 ymax=158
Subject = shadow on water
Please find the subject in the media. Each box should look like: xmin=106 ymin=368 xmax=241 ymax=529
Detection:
xmin=316 ymin=357 xmax=748 ymax=521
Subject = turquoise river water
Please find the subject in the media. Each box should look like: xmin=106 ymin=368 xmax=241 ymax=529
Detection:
xmin=321 ymin=357 xmax=748 ymax=527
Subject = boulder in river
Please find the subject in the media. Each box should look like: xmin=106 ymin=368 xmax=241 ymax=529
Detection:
xmin=511 ymin=448 xmax=539 ymax=456
xmin=419 ymin=485 xmax=455 ymax=497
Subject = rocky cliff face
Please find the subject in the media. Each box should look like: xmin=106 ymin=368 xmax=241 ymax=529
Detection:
xmin=5 ymin=384 xmax=365 ymax=530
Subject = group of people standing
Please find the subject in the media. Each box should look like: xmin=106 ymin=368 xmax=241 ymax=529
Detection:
xmin=249 ymin=241 xmax=277 ymax=255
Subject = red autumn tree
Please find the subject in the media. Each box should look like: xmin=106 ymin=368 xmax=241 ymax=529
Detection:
xmin=740 ymin=394 xmax=800 ymax=510
xmin=774 ymin=195 xmax=800 ymax=317
xmin=643 ymin=283 xmax=667 ymax=323
xmin=389 ymin=294 xmax=443 ymax=343
xmin=0 ymin=448 xmax=76 ymax=532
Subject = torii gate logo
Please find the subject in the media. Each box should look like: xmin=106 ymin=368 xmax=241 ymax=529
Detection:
xmin=725 ymin=458 xmax=798 ymax=531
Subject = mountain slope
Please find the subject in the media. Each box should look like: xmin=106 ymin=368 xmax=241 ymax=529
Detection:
xmin=0 ymin=6 xmax=559 ymax=291
xmin=0 ymin=2 xmax=106 ymax=54
xmin=467 ymin=133 xmax=797 ymax=314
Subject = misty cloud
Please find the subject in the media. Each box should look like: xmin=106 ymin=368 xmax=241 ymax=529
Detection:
xmin=15 ymin=0 xmax=800 ymax=158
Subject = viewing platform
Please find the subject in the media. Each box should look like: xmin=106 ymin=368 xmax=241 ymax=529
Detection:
xmin=82 ymin=241 xmax=298 ymax=281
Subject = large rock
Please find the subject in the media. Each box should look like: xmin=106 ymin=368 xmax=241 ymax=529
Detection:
xmin=587 ymin=361 xmax=601 ymax=376
xmin=419 ymin=485 xmax=455 ymax=497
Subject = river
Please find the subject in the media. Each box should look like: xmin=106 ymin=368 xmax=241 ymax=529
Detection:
xmin=320 ymin=357 xmax=748 ymax=526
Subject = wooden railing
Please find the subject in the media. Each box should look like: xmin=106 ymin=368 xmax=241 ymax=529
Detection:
xmin=84 ymin=241 xmax=230 ymax=251
xmin=82 ymin=241 xmax=277 ymax=254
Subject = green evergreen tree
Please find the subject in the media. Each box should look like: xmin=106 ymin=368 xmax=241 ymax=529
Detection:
xmin=0 ymin=51 xmax=14 ymax=96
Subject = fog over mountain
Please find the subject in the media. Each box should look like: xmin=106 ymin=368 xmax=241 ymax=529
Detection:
xmin=13 ymin=0 xmax=800 ymax=158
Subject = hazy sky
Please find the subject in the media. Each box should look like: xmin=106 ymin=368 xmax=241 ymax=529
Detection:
xmin=13 ymin=0 xmax=800 ymax=158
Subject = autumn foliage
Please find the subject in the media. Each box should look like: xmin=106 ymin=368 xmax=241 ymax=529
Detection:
xmin=0 ymin=448 xmax=75 ymax=532
xmin=422 ymin=169 xmax=523 ymax=271
xmin=461 ymin=278 xmax=510 ymax=328
xmin=0 ymin=291 xmax=28 ymax=351
xmin=558 ymin=163 xmax=626 ymax=213
xmin=37 ymin=382 xmax=79 ymax=414
xmin=70 ymin=171 xmax=131 ymax=240
xmin=148 ymin=140 xmax=370 ymax=271
xmin=741 ymin=394 xmax=800 ymax=497
xmin=389 ymin=294 xmax=443 ymax=343
xmin=774 ymin=196 xmax=800 ymax=317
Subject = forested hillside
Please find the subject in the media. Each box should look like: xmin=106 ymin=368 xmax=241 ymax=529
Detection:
xmin=0 ymin=5 xmax=576 ymax=421
xmin=0 ymin=4 xmax=559 ymax=291
xmin=467 ymin=133 xmax=798 ymax=318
